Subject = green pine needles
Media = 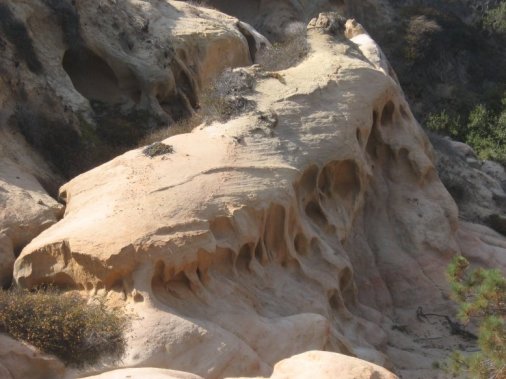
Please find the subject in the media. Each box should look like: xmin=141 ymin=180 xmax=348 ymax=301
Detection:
xmin=446 ymin=256 xmax=506 ymax=379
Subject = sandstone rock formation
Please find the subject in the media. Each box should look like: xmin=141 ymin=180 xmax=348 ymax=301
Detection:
xmin=263 ymin=351 xmax=398 ymax=379
xmin=430 ymin=133 xmax=506 ymax=236
xmin=11 ymin=10 xmax=504 ymax=379
xmin=0 ymin=1 xmax=504 ymax=378
xmin=79 ymin=351 xmax=396 ymax=379
xmin=0 ymin=334 xmax=65 ymax=379
xmin=0 ymin=0 xmax=265 ymax=283
xmin=80 ymin=367 xmax=203 ymax=379
xmin=0 ymin=128 xmax=63 ymax=287
xmin=0 ymin=0 xmax=264 ymax=177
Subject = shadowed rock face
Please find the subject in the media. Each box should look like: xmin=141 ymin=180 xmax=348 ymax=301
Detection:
xmin=0 ymin=0 xmax=257 ymax=177
xmin=12 ymin=12 xmax=505 ymax=379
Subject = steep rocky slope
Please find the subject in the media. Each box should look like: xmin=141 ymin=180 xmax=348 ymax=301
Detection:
xmin=0 ymin=0 xmax=265 ymax=288
xmin=1 ymin=1 xmax=505 ymax=379
xmin=8 ymin=9 xmax=505 ymax=379
xmin=0 ymin=0 xmax=263 ymax=177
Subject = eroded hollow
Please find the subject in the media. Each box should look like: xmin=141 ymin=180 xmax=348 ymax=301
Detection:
xmin=305 ymin=201 xmax=329 ymax=229
xmin=63 ymin=47 xmax=129 ymax=104
xmin=297 ymin=165 xmax=319 ymax=198
xmin=318 ymin=160 xmax=361 ymax=204
xmin=236 ymin=243 xmax=253 ymax=271
xmin=294 ymin=233 xmax=309 ymax=256
xmin=264 ymin=204 xmax=287 ymax=261
xmin=380 ymin=101 xmax=395 ymax=127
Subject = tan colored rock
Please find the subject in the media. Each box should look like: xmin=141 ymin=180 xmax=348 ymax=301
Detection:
xmin=1 ymin=0 xmax=261 ymax=177
xmin=265 ymin=351 xmax=398 ymax=379
xmin=78 ymin=352 xmax=398 ymax=379
xmin=344 ymin=19 xmax=398 ymax=83
xmin=80 ymin=368 xmax=203 ymax=379
xmin=0 ymin=334 xmax=65 ymax=379
xmin=0 ymin=129 xmax=63 ymax=287
xmin=12 ymin=12 xmax=504 ymax=379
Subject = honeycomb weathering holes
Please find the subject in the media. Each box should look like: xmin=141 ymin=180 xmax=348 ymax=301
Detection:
xmin=380 ymin=100 xmax=395 ymax=127
xmin=318 ymin=160 xmax=361 ymax=203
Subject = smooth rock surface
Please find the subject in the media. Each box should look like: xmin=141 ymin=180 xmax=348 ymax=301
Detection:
xmin=80 ymin=367 xmax=203 ymax=379
xmin=266 ymin=351 xmax=398 ymax=379
xmin=0 ymin=334 xmax=65 ymax=379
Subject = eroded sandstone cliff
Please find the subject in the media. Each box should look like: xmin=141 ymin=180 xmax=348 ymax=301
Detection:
xmin=0 ymin=2 xmax=505 ymax=379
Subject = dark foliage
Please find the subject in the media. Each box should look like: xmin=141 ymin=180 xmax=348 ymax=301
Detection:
xmin=0 ymin=288 xmax=126 ymax=367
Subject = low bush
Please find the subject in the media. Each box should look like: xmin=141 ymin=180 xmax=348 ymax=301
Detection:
xmin=139 ymin=115 xmax=201 ymax=146
xmin=484 ymin=2 xmax=506 ymax=35
xmin=143 ymin=142 xmax=174 ymax=157
xmin=426 ymin=95 xmax=506 ymax=163
xmin=139 ymin=68 xmax=256 ymax=145
xmin=256 ymin=23 xmax=309 ymax=71
xmin=0 ymin=288 xmax=126 ymax=367
xmin=140 ymin=23 xmax=308 ymax=146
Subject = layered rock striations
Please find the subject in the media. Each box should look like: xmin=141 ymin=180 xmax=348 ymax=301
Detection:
xmin=10 ymin=10 xmax=505 ymax=379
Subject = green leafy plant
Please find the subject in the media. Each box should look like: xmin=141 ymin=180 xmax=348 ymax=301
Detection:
xmin=445 ymin=256 xmax=506 ymax=379
xmin=0 ymin=288 xmax=126 ymax=367
xmin=426 ymin=94 xmax=506 ymax=164
xmin=466 ymin=103 xmax=506 ymax=163
xmin=426 ymin=110 xmax=462 ymax=139
xmin=484 ymin=2 xmax=506 ymax=35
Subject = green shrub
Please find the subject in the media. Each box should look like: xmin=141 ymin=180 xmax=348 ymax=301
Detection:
xmin=484 ymin=2 xmax=506 ymax=34
xmin=426 ymin=95 xmax=506 ymax=164
xmin=445 ymin=256 xmax=506 ymax=379
xmin=466 ymin=103 xmax=506 ymax=163
xmin=0 ymin=288 xmax=126 ymax=367
xmin=426 ymin=110 xmax=463 ymax=139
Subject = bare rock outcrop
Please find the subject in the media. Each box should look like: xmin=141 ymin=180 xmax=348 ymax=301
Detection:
xmin=80 ymin=368 xmax=203 ymax=379
xmin=13 ymin=12 xmax=503 ymax=378
xmin=0 ymin=334 xmax=65 ymax=379
xmin=430 ymin=133 xmax=506 ymax=236
xmin=1 ymin=0 xmax=262 ymax=177
xmin=265 ymin=351 xmax=398 ymax=379
xmin=0 ymin=129 xmax=63 ymax=287
xmin=80 ymin=351 xmax=397 ymax=379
